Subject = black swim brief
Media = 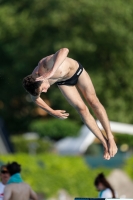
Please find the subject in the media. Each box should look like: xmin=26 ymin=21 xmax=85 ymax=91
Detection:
xmin=57 ymin=62 xmax=83 ymax=86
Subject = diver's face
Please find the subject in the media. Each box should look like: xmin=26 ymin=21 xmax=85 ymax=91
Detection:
xmin=40 ymin=80 xmax=50 ymax=93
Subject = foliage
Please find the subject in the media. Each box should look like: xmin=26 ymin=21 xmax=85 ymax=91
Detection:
xmin=123 ymin=156 xmax=133 ymax=180
xmin=85 ymin=143 xmax=102 ymax=156
xmin=0 ymin=0 xmax=133 ymax=134
xmin=11 ymin=135 xmax=53 ymax=153
xmin=0 ymin=153 xmax=110 ymax=198
xmin=115 ymin=134 xmax=133 ymax=147
xmin=29 ymin=119 xmax=80 ymax=140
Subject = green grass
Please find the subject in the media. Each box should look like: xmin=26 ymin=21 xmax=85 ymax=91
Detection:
xmin=0 ymin=153 xmax=111 ymax=198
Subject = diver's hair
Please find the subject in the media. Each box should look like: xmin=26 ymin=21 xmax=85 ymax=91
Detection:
xmin=94 ymin=173 xmax=115 ymax=198
xmin=22 ymin=75 xmax=43 ymax=96
xmin=6 ymin=162 xmax=21 ymax=176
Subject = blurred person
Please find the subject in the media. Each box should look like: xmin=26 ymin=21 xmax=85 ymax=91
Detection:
xmin=94 ymin=173 xmax=116 ymax=198
xmin=3 ymin=162 xmax=38 ymax=200
xmin=0 ymin=165 xmax=10 ymax=200
xmin=23 ymin=48 xmax=117 ymax=160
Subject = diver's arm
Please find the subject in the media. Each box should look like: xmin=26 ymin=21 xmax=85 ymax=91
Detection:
xmin=31 ymin=95 xmax=69 ymax=119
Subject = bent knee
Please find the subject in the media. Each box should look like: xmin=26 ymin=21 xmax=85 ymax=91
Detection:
xmin=75 ymin=103 xmax=88 ymax=114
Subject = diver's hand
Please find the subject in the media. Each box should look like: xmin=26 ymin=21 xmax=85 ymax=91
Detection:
xmin=51 ymin=110 xmax=69 ymax=119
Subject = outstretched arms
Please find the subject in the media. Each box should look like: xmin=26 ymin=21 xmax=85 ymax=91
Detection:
xmin=31 ymin=95 xmax=69 ymax=119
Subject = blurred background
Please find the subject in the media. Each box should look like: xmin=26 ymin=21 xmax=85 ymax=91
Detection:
xmin=0 ymin=0 xmax=133 ymax=199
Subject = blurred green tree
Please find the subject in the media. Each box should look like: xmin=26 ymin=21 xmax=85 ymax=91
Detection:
xmin=29 ymin=119 xmax=80 ymax=140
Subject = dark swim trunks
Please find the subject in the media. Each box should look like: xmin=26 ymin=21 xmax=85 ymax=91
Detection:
xmin=57 ymin=62 xmax=83 ymax=86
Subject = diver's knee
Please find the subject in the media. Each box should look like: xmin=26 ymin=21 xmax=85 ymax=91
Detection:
xmin=87 ymin=95 xmax=100 ymax=109
xmin=76 ymin=103 xmax=88 ymax=115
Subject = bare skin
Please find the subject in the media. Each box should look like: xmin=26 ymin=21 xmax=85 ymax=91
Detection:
xmin=30 ymin=48 xmax=118 ymax=160
xmin=3 ymin=183 xmax=37 ymax=200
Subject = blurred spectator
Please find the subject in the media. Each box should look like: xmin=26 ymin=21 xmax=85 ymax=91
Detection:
xmin=0 ymin=165 xmax=10 ymax=200
xmin=3 ymin=162 xmax=38 ymax=200
xmin=94 ymin=173 xmax=116 ymax=198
